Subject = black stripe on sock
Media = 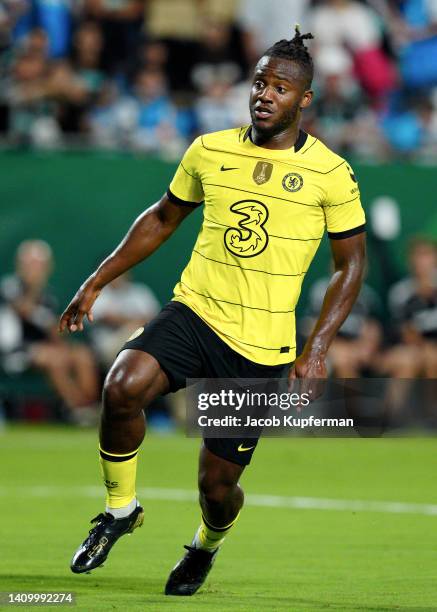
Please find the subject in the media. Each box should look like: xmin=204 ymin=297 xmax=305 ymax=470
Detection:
xmin=202 ymin=515 xmax=235 ymax=532
xmin=99 ymin=449 xmax=138 ymax=462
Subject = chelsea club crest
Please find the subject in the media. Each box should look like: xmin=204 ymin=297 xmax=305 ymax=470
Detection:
xmin=282 ymin=173 xmax=303 ymax=193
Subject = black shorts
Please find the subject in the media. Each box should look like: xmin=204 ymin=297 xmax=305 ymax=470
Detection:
xmin=122 ymin=301 xmax=292 ymax=466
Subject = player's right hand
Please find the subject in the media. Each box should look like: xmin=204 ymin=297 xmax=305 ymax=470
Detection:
xmin=58 ymin=282 xmax=101 ymax=333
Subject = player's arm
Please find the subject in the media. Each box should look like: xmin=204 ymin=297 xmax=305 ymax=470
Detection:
xmin=291 ymin=232 xmax=366 ymax=378
xmin=59 ymin=194 xmax=195 ymax=333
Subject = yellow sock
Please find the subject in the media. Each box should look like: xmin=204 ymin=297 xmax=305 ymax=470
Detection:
xmin=194 ymin=513 xmax=240 ymax=552
xmin=99 ymin=446 xmax=139 ymax=510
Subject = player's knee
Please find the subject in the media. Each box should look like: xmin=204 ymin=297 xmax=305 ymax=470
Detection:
xmin=198 ymin=473 xmax=237 ymax=507
xmin=103 ymin=369 xmax=145 ymax=420
xmin=199 ymin=484 xmax=231 ymax=508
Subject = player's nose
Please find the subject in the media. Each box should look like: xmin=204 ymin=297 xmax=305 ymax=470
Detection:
xmin=257 ymin=86 xmax=274 ymax=104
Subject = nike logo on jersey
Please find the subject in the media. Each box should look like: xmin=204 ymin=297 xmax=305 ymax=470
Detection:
xmin=237 ymin=443 xmax=255 ymax=452
xmin=221 ymin=165 xmax=239 ymax=171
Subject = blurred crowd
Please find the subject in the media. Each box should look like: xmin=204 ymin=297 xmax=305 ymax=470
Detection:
xmin=1 ymin=236 xmax=436 ymax=425
xmin=0 ymin=0 xmax=437 ymax=159
xmin=0 ymin=240 xmax=164 ymax=425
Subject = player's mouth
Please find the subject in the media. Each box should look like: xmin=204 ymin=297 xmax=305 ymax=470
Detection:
xmin=253 ymin=106 xmax=274 ymax=120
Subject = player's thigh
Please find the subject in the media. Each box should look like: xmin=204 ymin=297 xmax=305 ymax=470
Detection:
xmin=104 ymin=349 xmax=170 ymax=409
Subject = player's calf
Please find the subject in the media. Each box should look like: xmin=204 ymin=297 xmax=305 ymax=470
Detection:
xmin=70 ymin=351 xmax=169 ymax=575
xmin=165 ymin=448 xmax=243 ymax=595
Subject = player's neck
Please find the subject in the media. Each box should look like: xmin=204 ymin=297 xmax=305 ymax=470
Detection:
xmin=249 ymin=124 xmax=301 ymax=150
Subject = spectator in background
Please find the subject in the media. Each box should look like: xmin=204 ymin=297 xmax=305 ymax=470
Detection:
xmin=71 ymin=21 xmax=104 ymax=94
xmin=86 ymin=78 xmax=121 ymax=147
xmin=136 ymin=38 xmax=169 ymax=74
xmin=195 ymin=77 xmax=236 ymax=134
xmin=81 ymin=0 xmax=145 ymax=76
xmin=12 ymin=0 xmax=73 ymax=58
xmin=378 ymin=237 xmax=437 ymax=423
xmin=0 ymin=240 xmax=100 ymax=420
xmin=0 ymin=1 xmax=30 ymax=51
xmin=380 ymin=0 xmax=437 ymax=89
xmin=126 ymin=67 xmax=193 ymax=154
xmin=191 ymin=15 xmax=246 ymax=133
xmin=222 ymin=75 xmax=252 ymax=127
xmin=306 ymin=44 xmax=390 ymax=159
xmin=54 ymin=20 xmax=105 ymax=134
xmin=0 ymin=0 xmax=435 ymax=161
xmin=418 ymin=93 xmax=437 ymax=159
xmin=90 ymin=272 xmax=160 ymax=370
xmin=309 ymin=0 xmax=397 ymax=105
xmin=374 ymin=0 xmax=437 ymax=162
xmin=190 ymin=16 xmax=246 ymax=92
xmin=380 ymin=92 xmax=437 ymax=157
xmin=382 ymin=237 xmax=437 ymax=378
xmin=145 ymin=0 xmax=199 ymax=93
xmin=3 ymin=25 xmax=98 ymax=146
xmin=4 ymin=42 xmax=60 ymax=146
xmin=88 ymin=67 xmax=192 ymax=155
xmin=146 ymin=0 xmax=237 ymax=92
xmin=237 ymin=0 xmax=310 ymax=67
xmin=301 ymin=275 xmax=382 ymax=377
xmin=18 ymin=23 xmax=48 ymax=56
xmin=309 ymin=45 xmax=364 ymax=153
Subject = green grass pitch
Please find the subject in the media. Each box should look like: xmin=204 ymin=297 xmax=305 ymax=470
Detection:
xmin=1 ymin=425 xmax=437 ymax=611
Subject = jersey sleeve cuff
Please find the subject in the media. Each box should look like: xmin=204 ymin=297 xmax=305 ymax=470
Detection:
xmin=328 ymin=224 xmax=366 ymax=240
xmin=167 ymin=188 xmax=202 ymax=208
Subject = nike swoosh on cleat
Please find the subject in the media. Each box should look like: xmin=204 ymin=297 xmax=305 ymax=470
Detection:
xmin=237 ymin=444 xmax=255 ymax=452
xmin=220 ymin=165 xmax=239 ymax=171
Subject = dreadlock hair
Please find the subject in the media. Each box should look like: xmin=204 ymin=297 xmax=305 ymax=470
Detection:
xmin=263 ymin=25 xmax=314 ymax=89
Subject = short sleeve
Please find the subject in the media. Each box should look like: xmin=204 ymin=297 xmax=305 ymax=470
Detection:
xmin=323 ymin=161 xmax=366 ymax=239
xmin=167 ymin=137 xmax=204 ymax=207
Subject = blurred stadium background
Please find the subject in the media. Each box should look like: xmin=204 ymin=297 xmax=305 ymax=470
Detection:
xmin=1 ymin=1 xmax=437 ymax=609
xmin=1 ymin=0 xmax=437 ymax=425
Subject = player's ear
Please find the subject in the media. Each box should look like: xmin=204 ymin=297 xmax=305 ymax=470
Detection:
xmin=300 ymin=89 xmax=313 ymax=110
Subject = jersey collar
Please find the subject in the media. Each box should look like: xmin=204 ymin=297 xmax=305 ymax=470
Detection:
xmin=294 ymin=129 xmax=308 ymax=152
xmin=243 ymin=126 xmax=309 ymax=158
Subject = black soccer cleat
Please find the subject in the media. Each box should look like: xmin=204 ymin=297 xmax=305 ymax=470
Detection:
xmin=70 ymin=505 xmax=144 ymax=574
xmin=164 ymin=545 xmax=218 ymax=596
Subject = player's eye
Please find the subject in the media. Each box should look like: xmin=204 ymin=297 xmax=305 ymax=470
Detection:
xmin=254 ymin=80 xmax=264 ymax=89
xmin=276 ymin=86 xmax=286 ymax=94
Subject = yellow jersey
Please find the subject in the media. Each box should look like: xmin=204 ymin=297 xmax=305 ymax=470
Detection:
xmin=168 ymin=127 xmax=365 ymax=366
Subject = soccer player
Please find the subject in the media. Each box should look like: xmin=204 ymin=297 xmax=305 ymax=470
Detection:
xmin=59 ymin=27 xmax=366 ymax=595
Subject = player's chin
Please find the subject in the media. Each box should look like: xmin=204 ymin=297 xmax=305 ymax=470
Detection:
xmin=251 ymin=114 xmax=276 ymax=131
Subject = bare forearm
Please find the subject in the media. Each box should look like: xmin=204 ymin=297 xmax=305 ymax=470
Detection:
xmin=88 ymin=203 xmax=175 ymax=290
xmin=304 ymin=268 xmax=363 ymax=357
xmin=303 ymin=233 xmax=366 ymax=359
xmin=59 ymin=194 xmax=193 ymax=333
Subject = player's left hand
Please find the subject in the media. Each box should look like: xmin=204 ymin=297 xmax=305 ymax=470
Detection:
xmin=288 ymin=352 xmax=327 ymax=411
